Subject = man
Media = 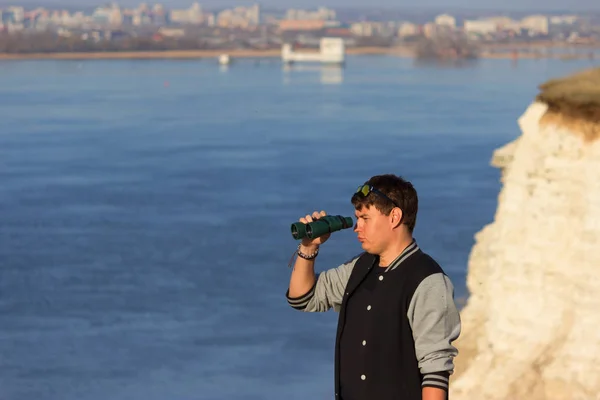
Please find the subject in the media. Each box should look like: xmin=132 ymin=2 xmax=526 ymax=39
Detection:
xmin=285 ymin=174 xmax=461 ymax=400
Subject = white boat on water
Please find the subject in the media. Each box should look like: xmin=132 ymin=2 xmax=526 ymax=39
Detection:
xmin=282 ymin=37 xmax=345 ymax=65
xmin=218 ymin=54 xmax=232 ymax=65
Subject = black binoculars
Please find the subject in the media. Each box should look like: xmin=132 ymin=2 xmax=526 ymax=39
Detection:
xmin=291 ymin=215 xmax=354 ymax=240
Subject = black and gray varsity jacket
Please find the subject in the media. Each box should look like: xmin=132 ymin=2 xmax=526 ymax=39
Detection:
xmin=286 ymin=240 xmax=461 ymax=400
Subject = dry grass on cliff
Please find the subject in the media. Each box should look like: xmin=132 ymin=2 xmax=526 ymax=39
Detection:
xmin=536 ymin=67 xmax=600 ymax=141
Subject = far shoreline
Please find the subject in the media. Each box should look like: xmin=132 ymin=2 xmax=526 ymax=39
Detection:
xmin=0 ymin=44 xmax=597 ymax=61
xmin=0 ymin=47 xmax=399 ymax=61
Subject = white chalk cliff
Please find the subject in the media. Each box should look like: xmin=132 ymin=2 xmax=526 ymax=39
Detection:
xmin=450 ymin=70 xmax=600 ymax=400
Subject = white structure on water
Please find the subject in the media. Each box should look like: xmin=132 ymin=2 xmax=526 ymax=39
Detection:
xmin=218 ymin=54 xmax=231 ymax=65
xmin=282 ymin=37 xmax=345 ymax=65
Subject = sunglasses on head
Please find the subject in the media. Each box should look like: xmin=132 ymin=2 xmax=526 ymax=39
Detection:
xmin=356 ymin=184 xmax=400 ymax=209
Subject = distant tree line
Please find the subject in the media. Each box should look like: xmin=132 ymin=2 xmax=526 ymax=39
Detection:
xmin=414 ymin=34 xmax=480 ymax=60
xmin=0 ymin=31 xmax=249 ymax=53
xmin=0 ymin=31 xmax=396 ymax=54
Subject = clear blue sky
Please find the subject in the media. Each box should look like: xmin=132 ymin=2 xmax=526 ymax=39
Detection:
xmin=9 ymin=0 xmax=599 ymax=11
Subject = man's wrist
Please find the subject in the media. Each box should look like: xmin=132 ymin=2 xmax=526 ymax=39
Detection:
xmin=300 ymin=243 xmax=319 ymax=253
xmin=297 ymin=244 xmax=319 ymax=260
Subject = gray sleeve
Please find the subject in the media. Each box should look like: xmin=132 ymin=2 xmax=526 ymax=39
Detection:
xmin=286 ymin=254 xmax=361 ymax=313
xmin=407 ymin=272 xmax=461 ymax=392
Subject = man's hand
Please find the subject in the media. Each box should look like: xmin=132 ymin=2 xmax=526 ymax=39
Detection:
xmin=422 ymin=387 xmax=446 ymax=400
xmin=299 ymin=210 xmax=331 ymax=248
xmin=288 ymin=210 xmax=329 ymax=299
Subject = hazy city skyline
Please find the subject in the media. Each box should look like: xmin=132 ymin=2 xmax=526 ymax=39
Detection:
xmin=2 ymin=0 xmax=598 ymax=12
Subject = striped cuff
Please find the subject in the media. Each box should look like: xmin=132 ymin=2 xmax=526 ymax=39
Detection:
xmin=286 ymin=282 xmax=316 ymax=310
xmin=422 ymin=372 xmax=450 ymax=391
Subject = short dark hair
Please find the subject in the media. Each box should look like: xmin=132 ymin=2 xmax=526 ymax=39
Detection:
xmin=351 ymin=174 xmax=418 ymax=233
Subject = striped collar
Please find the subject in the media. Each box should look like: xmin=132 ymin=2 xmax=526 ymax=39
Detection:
xmin=381 ymin=239 xmax=420 ymax=273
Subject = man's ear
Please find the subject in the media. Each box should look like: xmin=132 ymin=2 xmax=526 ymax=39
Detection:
xmin=391 ymin=208 xmax=403 ymax=228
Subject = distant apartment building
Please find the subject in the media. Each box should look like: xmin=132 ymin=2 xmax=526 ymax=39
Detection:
xmin=350 ymin=22 xmax=376 ymax=36
xmin=485 ymin=17 xmax=515 ymax=29
xmin=92 ymin=6 xmax=109 ymax=25
xmin=68 ymin=12 xmax=86 ymax=27
xmin=550 ymin=15 xmax=578 ymax=25
xmin=169 ymin=2 xmax=204 ymax=25
xmin=423 ymin=22 xmax=437 ymax=38
xmin=6 ymin=6 xmax=25 ymax=23
xmin=216 ymin=4 xmax=260 ymax=28
xmin=92 ymin=5 xmax=123 ymax=27
xmin=463 ymin=19 xmax=497 ymax=35
xmin=350 ymin=21 xmax=397 ymax=37
xmin=520 ymin=15 xmax=549 ymax=35
xmin=1 ymin=6 xmax=25 ymax=31
xmin=398 ymin=22 xmax=419 ymax=37
xmin=58 ymin=11 xmax=71 ymax=25
xmin=463 ymin=16 xmax=520 ymax=34
xmin=206 ymin=14 xmax=215 ymax=26
xmin=463 ymin=14 xmax=550 ymax=36
xmin=152 ymin=4 xmax=166 ymax=25
xmin=435 ymin=14 xmax=456 ymax=28
xmin=285 ymin=7 xmax=336 ymax=21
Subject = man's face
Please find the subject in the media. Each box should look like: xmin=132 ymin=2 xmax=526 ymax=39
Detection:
xmin=353 ymin=205 xmax=392 ymax=255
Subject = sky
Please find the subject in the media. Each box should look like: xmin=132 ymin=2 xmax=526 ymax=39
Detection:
xmin=5 ymin=0 xmax=599 ymax=12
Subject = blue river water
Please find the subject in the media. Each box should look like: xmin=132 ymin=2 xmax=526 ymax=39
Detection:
xmin=0 ymin=55 xmax=597 ymax=400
